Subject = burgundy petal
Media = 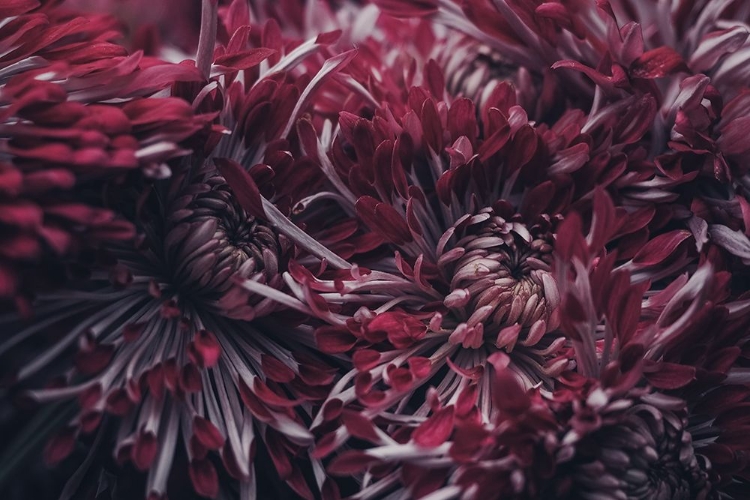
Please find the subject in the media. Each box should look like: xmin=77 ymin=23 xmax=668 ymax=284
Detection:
xmin=632 ymin=230 xmax=691 ymax=266
xmin=644 ymin=362 xmax=696 ymax=390
xmin=193 ymin=416 xmax=225 ymax=450
xmin=630 ymin=46 xmax=687 ymax=78
xmin=189 ymin=459 xmax=219 ymax=499
xmin=413 ymin=406 xmax=455 ymax=447
xmin=214 ymin=157 xmax=266 ymax=218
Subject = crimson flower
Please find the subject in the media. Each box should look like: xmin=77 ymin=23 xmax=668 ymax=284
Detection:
xmin=3 ymin=1 xmax=750 ymax=499
xmin=211 ymin=41 xmax=706 ymax=498
xmin=316 ymin=192 xmax=750 ymax=499
xmin=0 ymin=1 xmax=358 ymax=498
xmin=546 ymin=199 xmax=750 ymax=498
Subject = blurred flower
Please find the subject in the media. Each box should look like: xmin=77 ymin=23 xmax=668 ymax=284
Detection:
xmin=65 ymin=0 xmax=202 ymax=55
xmin=0 ymin=1 xmax=206 ymax=308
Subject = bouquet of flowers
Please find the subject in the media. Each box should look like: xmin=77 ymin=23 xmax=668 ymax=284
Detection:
xmin=1 ymin=1 xmax=750 ymax=499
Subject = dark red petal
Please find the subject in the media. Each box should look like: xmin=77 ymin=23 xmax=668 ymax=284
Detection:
xmin=180 ymin=363 xmax=203 ymax=393
xmin=447 ymin=98 xmax=477 ymax=145
xmin=632 ymin=230 xmax=691 ymax=266
xmin=408 ymin=357 xmax=432 ymax=379
xmin=252 ymin=379 xmax=299 ymax=408
xmin=355 ymin=196 xmax=413 ymax=245
xmin=631 ymin=46 xmax=687 ymax=78
xmin=189 ymin=459 xmax=219 ymax=499
xmin=421 ymin=98 xmax=443 ymax=152
xmin=132 ymin=431 xmax=158 ymax=470
xmin=315 ymin=326 xmax=357 ymax=354
xmin=644 ymin=362 xmax=696 ymax=390
xmin=315 ymin=29 xmax=343 ymax=45
xmin=238 ymin=379 xmax=273 ymax=421
xmin=424 ymin=59 xmax=445 ymax=99
xmin=44 ymin=426 xmax=76 ymax=465
xmin=74 ymin=343 xmax=114 ymax=376
xmin=214 ymin=158 xmax=265 ymax=218
xmin=163 ymin=364 xmax=180 ymax=394
xmin=352 ymin=349 xmax=381 ymax=371
xmin=265 ymin=429 xmax=293 ymax=478
xmin=261 ymin=354 xmax=296 ymax=383
xmin=214 ymin=48 xmax=276 ymax=70
xmin=343 ymin=411 xmax=380 ymax=442
xmin=328 ymin=451 xmax=376 ymax=475
xmin=491 ymin=369 xmax=530 ymax=414
xmin=321 ymin=399 xmax=343 ymax=422
xmin=412 ymin=406 xmax=455 ymax=447
xmin=105 ymin=389 xmax=133 ymax=416
xmin=193 ymin=416 xmax=225 ymax=450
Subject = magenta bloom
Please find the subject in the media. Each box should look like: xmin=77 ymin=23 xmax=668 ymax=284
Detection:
xmin=0 ymin=1 xmax=357 ymax=498
xmin=316 ymin=192 xmax=750 ymax=499
xmin=263 ymin=50 xmax=685 ymax=442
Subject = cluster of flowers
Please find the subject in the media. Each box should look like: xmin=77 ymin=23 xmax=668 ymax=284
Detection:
xmin=2 ymin=0 xmax=750 ymax=499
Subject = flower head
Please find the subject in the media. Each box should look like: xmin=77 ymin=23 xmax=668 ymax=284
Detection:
xmin=0 ymin=1 xmax=358 ymax=498
xmin=270 ymin=44 xmax=683 ymax=437
xmin=314 ymin=191 xmax=750 ymax=499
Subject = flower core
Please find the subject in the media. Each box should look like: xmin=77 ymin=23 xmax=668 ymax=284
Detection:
xmin=166 ymin=170 xmax=282 ymax=301
xmin=440 ymin=208 xmax=558 ymax=350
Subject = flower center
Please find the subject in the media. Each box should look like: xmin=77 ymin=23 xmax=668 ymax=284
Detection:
xmin=438 ymin=208 xmax=558 ymax=349
xmin=165 ymin=171 xmax=282 ymax=299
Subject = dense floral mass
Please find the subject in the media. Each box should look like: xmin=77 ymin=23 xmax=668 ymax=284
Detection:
xmin=1 ymin=0 xmax=750 ymax=499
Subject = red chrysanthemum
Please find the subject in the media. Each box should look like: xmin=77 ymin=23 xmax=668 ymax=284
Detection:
xmin=314 ymin=191 xmax=750 ymax=499
xmin=3 ymin=1 xmax=750 ymax=499
xmin=0 ymin=1 xmax=361 ymax=498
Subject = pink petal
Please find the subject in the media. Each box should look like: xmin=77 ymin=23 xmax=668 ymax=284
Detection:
xmin=189 ymin=459 xmax=219 ymax=499
xmin=630 ymin=46 xmax=687 ymax=79
xmin=632 ymin=230 xmax=691 ymax=266
xmin=214 ymin=158 xmax=266 ymax=218
xmin=413 ymin=406 xmax=455 ymax=447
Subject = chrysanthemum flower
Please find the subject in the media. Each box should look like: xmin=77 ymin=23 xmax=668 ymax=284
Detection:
xmin=1 ymin=1 xmax=360 ymax=498
xmin=375 ymin=0 xmax=750 ymax=271
xmin=253 ymin=45 xmax=693 ymax=438
xmin=546 ymin=201 xmax=750 ymax=499
xmin=317 ymin=192 xmax=750 ymax=499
